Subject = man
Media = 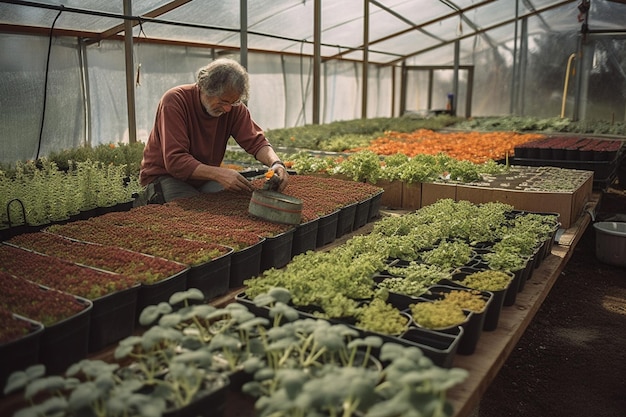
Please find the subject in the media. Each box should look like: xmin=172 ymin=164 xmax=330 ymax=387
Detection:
xmin=136 ymin=58 xmax=288 ymax=205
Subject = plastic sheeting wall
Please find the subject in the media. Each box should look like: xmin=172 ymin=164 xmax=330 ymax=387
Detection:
xmin=578 ymin=34 xmax=626 ymax=122
xmin=0 ymin=36 xmax=394 ymax=164
xmin=2 ymin=24 xmax=625 ymax=164
xmin=87 ymin=41 xmax=210 ymax=146
xmin=1 ymin=34 xmax=84 ymax=164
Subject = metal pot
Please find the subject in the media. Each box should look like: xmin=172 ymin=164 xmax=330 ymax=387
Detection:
xmin=248 ymin=190 xmax=303 ymax=225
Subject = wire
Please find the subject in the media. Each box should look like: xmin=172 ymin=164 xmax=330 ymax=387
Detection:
xmin=295 ymin=40 xmax=313 ymax=126
xmin=135 ymin=18 xmax=147 ymax=87
xmin=36 ymin=7 xmax=63 ymax=160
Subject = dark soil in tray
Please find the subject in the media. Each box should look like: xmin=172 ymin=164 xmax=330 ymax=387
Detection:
xmin=477 ymin=185 xmax=626 ymax=417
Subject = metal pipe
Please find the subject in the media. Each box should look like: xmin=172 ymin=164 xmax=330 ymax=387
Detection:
xmin=240 ymin=0 xmax=248 ymax=69
xmin=313 ymin=0 xmax=321 ymax=124
xmin=361 ymin=0 xmax=369 ymax=119
xmin=123 ymin=0 xmax=137 ymax=144
xmin=560 ymin=53 xmax=576 ymax=118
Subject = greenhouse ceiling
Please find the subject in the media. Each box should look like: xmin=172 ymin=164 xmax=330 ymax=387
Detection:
xmin=1 ymin=0 xmax=625 ymax=66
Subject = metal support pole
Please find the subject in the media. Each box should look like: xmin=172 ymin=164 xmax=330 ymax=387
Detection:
xmin=313 ymin=0 xmax=321 ymax=124
xmin=427 ymin=68 xmax=434 ymax=110
xmin=572 ymin=1 xmax=590 ymax=121
xmin=452 ymin=40 xmax=459 ymax=116
xmin=519 ymin=17 xmax=528 ymax=115
xmin=510 ymin=0 xmax=519 ymax=114
xmin=399 ymin=62 xmax=407 ymax=116
xmin=361 ymin=0 xmax=369 ymax=119
xmin=239 ymin=0 xmax=248 ymax=69
xmin=465 ymin=67 xmax=474 ymax=118
xmin=123 ymin=0 xmax=137 ymax=144
xmin=78 ymin=38 xmax=91 ymax=147
xmin=391 ymin=65 xmax=396 ymax=117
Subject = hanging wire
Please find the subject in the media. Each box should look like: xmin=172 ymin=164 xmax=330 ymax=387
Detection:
xmin=295 ymin=40 xmax=313 ymax=126
xmin=135 ymin=18 xmax=147 ymax=87
xmin=36 ymin=7 xmax=63 ymax=160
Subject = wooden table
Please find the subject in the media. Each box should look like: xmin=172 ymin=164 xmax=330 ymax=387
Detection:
xmin=221 ymin=193 xmax=599 ymax=417
xmin=0 ymin=194 xmax=598 ymax=417
xmin=446 ymin=192 xmax=599 ymax=417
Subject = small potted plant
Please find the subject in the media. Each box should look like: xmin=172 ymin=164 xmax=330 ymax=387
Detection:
xmin=240 ymin=288 xmax=469 ymax=417
xmin=409 ymin=300 xmax=469 ymax=330
xmin=355 ymin=296 xmax=411 ymax=336
xmin=448 ymin=269 xmax=513 ymax=331
xmin=0 ymin=272 xmax=93 ymax=374
xmin=0 ymin=308 xmax=44 ymax=390
xmin=5 ymin=354 xmax=229 ymax=417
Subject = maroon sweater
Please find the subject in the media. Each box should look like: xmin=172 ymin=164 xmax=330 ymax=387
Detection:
xmin=139 ymin=83 xmax=270 ymax=187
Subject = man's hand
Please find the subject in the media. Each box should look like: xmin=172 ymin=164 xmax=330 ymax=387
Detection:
xmin=270 ymin=162 xmax=289 ymax=192
xmin=189 ymin=164 xmax=254 ymax=192
xmin=216 ymin=168 xmax=255 ymax=192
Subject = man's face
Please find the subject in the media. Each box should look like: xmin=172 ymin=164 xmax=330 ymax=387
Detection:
xmin=200 ymin=90 xmax=242 ymax=117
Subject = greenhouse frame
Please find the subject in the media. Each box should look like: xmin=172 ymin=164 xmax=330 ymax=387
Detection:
xmin=1 ymin=0 xmax=625 ymax=163
xmin=1 ymin=2 xmax=626 ymax=417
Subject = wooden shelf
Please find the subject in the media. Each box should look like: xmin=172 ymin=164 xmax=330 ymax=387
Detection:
xmin=219 ymin=193 xmax=599 ymax=417
xmin=0 ymin=193 xmax=599 ymax=417
xmin=447 ymin=191 xmax=599 ymax=417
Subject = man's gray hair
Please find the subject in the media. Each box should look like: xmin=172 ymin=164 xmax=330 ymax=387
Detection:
xmin=197 ymin=58 xmax=250 ymax=102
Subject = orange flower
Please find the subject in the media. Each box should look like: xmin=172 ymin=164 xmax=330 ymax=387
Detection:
xmin=109 ymin=143 xmax=116 ymax=149
xmin=349 ymin=129 xmax=545 ymax=163
xmin=265 ymin=169 xmax=275 ymax=179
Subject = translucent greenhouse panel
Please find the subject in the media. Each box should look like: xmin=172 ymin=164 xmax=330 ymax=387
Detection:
xmin=86 ymin=41 xmax=215 ymax=146
xmin=0 ymin=35 xmax=84 ymax=164
xmin=132 ymin=44 xmax=216 ymax=142
xmin=247 ymin=0 xmax=312 ymax=25
xmin=590 ymin=0 xmax=626 ymax=29
xmin=85 ymin=42 xmax=131 ymax=145
xmin=247 ymin=1 xmax=317 ymax=47
xmin=321 ymin=18 xmax=367 ymax=51
xmin=403 ymin=71 xmax=427 ymax=113
xmin=138 ymin=22 xmax=240 ymax=47
xmin=246 ymin=54 xmax=286 ymax=131
xmin=376 ymin=0 xmax=453 ymax=25
xmin=527 ymin=3 xmax=580 ymax=32
xmin=322 ymin=61 xmax=362 ymax=124
xmin=62 ymin=0 xmax=170 ymax=16
xmin=281 ymin=56 xmax=314 ymax=129
xmin=0 ymin=1 xmax=119 ymax=32
xmin=577 ymin=35 xmax=626 ymax=123
xmin=461 ymin=0 xmax=514 ymax=30
xmin=366 ymin=65 xmax=393 ymax=119
xmin=374 ymin=30 xmax=443 ymax=60
xmin=248 ymin=33 xmax=307 ymax=55
xmin=152 ymin=0 xmax=242 ymax=47
xmin=517 ymin=30 xmax=580 ymax=119
xmin=433 ymin=69 xmax=468 ymax=117
xmin=468 ymin=43 xmax=514 ymax=117
xmin=339 ymin=50 xmax=365 ymax=62
xmin=403 ymin=67 xmax=468 ymax=116
xmin=405 ymin=44 xmax=457 ymax=66
xmin=320 ymin=0 xmax=364 ymax=29
xmin=158 ymin=0 xmax=241 ymax=28
xmin=357 ymin=2 xmax=414 ymax=41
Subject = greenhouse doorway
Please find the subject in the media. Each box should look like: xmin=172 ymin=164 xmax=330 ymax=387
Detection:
xmin=400 ymin=65 xmax=474 ymax=119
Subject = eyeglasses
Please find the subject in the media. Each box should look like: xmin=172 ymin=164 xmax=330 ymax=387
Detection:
xmin=216 ymin=97 xmax=243 ymax=107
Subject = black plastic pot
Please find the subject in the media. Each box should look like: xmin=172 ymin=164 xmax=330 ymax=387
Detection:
xmin=316 ymin=210 xmax=339 ymax=248
xmin=229 ymin=239 xmax=264 ymax=288
xmin=291 ymin=219 xmax=319 ymax=257
xmin=187 ymin=247 xmax=233 ymax=301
